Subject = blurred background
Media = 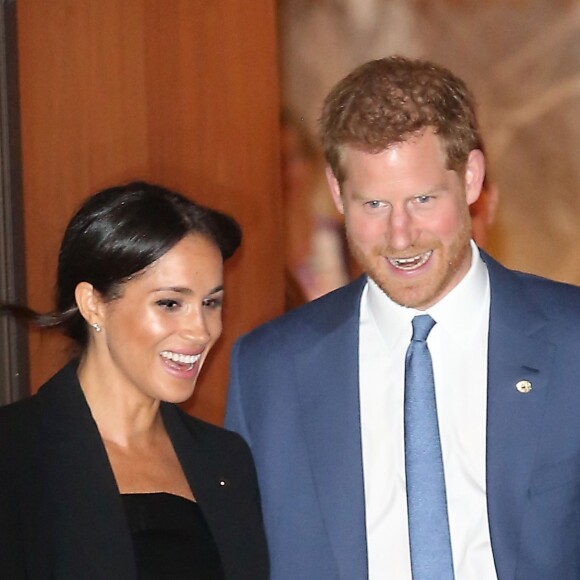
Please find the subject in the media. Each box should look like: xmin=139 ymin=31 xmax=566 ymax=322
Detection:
xmin=279 ymin=0 xmax=580 ymax=289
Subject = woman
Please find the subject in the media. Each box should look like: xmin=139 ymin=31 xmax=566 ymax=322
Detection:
xmin=0 ymin=182 xmax=269 ymax=579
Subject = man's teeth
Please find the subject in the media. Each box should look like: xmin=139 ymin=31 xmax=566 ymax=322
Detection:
xmin=388 ymin=251 xmax=432 ymax=270
xmin=160 ymin=351 xmax=201 ymax=365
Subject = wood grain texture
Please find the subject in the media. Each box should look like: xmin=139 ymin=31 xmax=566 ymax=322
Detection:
xmin=17 ymin=0 xmax=283 ymax=424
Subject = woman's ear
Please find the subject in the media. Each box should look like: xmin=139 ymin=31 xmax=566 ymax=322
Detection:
xmin=75 ymin=282 xmax=104 ymax=329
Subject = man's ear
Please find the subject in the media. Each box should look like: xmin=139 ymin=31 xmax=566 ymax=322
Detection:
xmin=464 ymin=149 xmax=486 ymax=206
xmin=325 ymin=165 xmax=344 ymax=215
xmin=75 ymin=282 xmax=104 ymax=328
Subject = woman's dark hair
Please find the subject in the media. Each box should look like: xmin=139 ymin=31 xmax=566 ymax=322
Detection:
xmin=1 ymin=181 xmax=242 ymax=348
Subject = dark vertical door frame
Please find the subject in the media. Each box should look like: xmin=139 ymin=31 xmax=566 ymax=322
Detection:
xmin=0 ymin=0 xmax=29 ymax=403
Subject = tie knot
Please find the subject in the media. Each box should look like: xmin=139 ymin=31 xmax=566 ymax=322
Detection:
xmin=411 ymin=314 xmax=436 ymax=342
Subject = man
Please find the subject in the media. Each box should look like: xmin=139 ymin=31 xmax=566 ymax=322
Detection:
xmin=225 ymin=56 xmax=580 ymax=579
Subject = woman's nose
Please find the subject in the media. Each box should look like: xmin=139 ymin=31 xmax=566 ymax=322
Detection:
xmin=180 ymin=310 xmax=211 ymax=343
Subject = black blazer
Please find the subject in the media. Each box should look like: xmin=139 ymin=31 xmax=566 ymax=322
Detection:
xmin=0 ymin=361 xmax=269 ymax=579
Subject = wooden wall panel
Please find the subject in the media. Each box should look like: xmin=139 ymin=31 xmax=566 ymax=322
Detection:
xmin=17 ymin=0 xmax=283 ymax=424
xmin=140 ymin=1 xmax=283 ymax=420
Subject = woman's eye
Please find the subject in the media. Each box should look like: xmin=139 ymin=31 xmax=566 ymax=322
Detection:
xmin=156 ymin=299 xmax=180 ymax=310
xmin=203 ymin=297 xmax=223 ymax=309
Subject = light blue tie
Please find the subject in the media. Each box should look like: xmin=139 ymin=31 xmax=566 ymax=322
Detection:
xmin=404 ymin=315 xmax=454 ymax=579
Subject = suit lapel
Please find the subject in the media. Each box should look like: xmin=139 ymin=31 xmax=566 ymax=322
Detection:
xmin=293 ymin=278 xmax=368 ymax=579
xmin=37 ymin=363 xmax=137 ymax=579
xmin=159 ymin=403 xmax=215 ymax=501
xmin=160 ymin=404 xmax=243 ymax=577
xmin=483 ymin=255 xmax=556 ymax=579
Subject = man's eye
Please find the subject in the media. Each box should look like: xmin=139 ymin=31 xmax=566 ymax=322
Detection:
xmin=156 ymin=299 xmax=180 ymax=310
xmin=365 ymin=200 xmax=384 ymax=209
xmin=416 ymin=195 xmax=432 ymax=204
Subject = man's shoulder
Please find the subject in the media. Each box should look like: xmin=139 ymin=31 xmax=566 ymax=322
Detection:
xmin=485 ymin=252 xmax=580 ymax=324
xmin=514 ymin=270 xmax=580 ymax=321
xmin=516 ymin=270 xmax=580 ymax=295
xmin=240 ymin=277 xmax=366 ymax=347
xmin=491 ymin=258 xmax=580 ymax=300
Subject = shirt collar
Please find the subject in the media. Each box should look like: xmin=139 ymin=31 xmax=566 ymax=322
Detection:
xmin=367 ymin=241 xmax=489 ymax=349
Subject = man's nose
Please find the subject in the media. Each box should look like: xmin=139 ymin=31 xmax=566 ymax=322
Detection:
xmin=387 ymin=207 xmax=416 ymax=250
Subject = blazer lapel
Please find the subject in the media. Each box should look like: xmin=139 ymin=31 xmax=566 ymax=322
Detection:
xmin=293 ymin=277 xmax=368 ymax=579
xmin=483 ymin=255 xmax=556 ymax=579
xmin=159 ymin=403 xmax=217 ymax=500
xmin=160 ymin=404 xmax=256 ymax=578
xmin=37 ymin=363 xmax=137 ymax=580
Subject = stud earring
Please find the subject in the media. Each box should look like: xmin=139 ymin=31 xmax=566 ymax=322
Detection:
xmin=92 ymin=323 xmax=102 ymax=333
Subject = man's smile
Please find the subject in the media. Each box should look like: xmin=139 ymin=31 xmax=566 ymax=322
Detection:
xmin=387 ymin=250 xmax=432 ymax=271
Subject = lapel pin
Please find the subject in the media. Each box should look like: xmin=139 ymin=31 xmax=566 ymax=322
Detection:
xmin=218 ymin=477 xmax=229 ymax=488
xmin=516 ymin=380 xmax=532 ymax=394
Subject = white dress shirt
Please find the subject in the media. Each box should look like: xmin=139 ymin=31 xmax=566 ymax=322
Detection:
xmin=359 ymin=242 xmax=498 ymax=579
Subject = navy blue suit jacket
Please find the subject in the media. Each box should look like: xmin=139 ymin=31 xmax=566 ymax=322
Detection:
xmin=226 ymin=251 xmax=580 ymax=579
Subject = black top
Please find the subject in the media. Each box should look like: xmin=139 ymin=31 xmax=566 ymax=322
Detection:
xmin=122 ymin=493 xmax=225 ymax=580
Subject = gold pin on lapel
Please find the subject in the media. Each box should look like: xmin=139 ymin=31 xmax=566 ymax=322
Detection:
xmin=515 ymin=380 xmax=532 ymax=394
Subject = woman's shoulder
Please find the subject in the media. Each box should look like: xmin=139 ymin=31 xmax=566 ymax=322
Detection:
xmin=0 ymin=396 xmax=41 ymax=482
xmin=0 ymin=361 xmax=78 ymax=426
xmin=0 ymin=395 xmax=39 ymax=434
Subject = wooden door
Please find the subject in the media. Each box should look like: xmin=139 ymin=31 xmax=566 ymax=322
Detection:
xmin=17 ymin=0 xmax=283 ymax=424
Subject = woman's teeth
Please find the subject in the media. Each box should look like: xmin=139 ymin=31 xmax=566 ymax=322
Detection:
xmin=160 ymin=351 xmax=201 ymax=369
xmin=388 ymin=251 xmax=432 ymax=270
